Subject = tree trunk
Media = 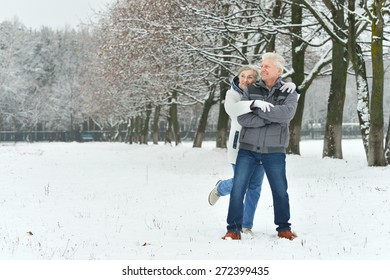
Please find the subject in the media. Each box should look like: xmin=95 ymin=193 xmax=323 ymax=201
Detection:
xmin=323 ymin=5 xmax=348 ymax=159
xmin=216 ymin=66 xmax=229 ymax=149
xmin=130 ymin=117 xmax=136 ymax=144
xmin=165 ymin=91 xmax=181 ymax=146
xmin=125 ymin=119 xmax=131 ymax=143
xmin=368 ymin=0 xmax=386 ymax=166
xmin=70 ymin=112 xmax=75 ymax=142
xmin=171 ymin=90 xmax=181 ymax=146
xmin=152 ymin=105 xmax=161 ymax=144
xmin=193 ymin=86 xmax=216 ymax=148
xmin=121 ymin=121 xmax=127 ymax=142
xmin=322 ymin=52 xmax=348 ymax=159
xmin=165 ymin=116 xmax=173 ymax=145
xmin=128 ymin=116 xmax=140 ymax=144
xmin=140 ymin=103 xmax=152 ymax=144
xmin=215 ymin=3 xmax=232 ymax=149
xmin=347 ymin=0 xmax=370 ymax=160
xmin=385 ymin=115 xmax=390 ymax=164
xmin=287 ymin=0 xmax=305 ymax=155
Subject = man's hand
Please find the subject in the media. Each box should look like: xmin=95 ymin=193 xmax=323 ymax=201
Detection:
xmin=253 ymin=100 xmax=274 ymax=112
xmin=280 ymin=81 xmax=296 ymax=93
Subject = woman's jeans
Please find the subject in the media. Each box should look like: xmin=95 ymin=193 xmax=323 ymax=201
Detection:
xmin=218 ymin=163 xmax=264 ymax=229
xmin=227 ymin=149 xmax=291 ymax=233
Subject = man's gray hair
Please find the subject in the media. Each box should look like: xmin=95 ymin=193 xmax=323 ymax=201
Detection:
xmin=261 ymin=52 xmax=285 ymax=71
xmin=237 ymin=64 xmax=260 ymax=80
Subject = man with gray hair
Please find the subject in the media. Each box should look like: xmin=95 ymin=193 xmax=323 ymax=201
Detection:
xmin=222 ymin=52 xmax=298 ymax=240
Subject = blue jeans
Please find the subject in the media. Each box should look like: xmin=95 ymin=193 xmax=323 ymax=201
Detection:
xmin=227 ymin=149 xmax=291 ymax=233
xmin=218 ymin=164 xmax=264 ymax=229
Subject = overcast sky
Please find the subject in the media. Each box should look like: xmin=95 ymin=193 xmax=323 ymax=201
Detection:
xmin=0 ymin=0 xmax=114 ymax=30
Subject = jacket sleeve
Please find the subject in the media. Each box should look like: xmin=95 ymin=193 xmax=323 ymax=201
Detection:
xmin=224 ymin=89 xmax=253 ymax=118
xmin=237 ymin=112 xmax=270 ymax=128
xmin=253 ymin=91 xmax=298 ymax=123
xmin=237 ymin=89 xmax=269 ymax=128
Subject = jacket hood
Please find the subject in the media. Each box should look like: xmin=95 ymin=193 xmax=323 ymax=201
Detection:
xmin=231 ymin=76 xmax=245 ymax=95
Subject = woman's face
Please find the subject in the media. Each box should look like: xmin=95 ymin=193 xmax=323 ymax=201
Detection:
xmin=238 ymin=69 xmax=257 ymax=90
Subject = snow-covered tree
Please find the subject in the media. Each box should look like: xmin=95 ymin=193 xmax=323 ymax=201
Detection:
xmin=300 ymin=0 xmax=389 ymax=166
xmin=0 ymin=20 xmax=46 ymax=138
xmin=183 ymin=1 xmax=291 ymax=148
xmin=93 ymin=0 xmax=214 ymax=144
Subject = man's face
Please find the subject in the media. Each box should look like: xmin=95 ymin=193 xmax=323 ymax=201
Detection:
xmin=260 ymin=59 xmax=282 ymax=85
xmin=238 ymin=70 xmax=257 ymax=90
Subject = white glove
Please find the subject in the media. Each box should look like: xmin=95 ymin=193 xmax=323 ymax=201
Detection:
xmin=253 ymin=100 xmax=274 ymax=112
xmin=280 ymin=81 xmax=296 ymax=93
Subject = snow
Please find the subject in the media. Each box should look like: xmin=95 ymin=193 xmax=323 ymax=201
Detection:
xmin=0 ymin=140 xmax=389 ymax=262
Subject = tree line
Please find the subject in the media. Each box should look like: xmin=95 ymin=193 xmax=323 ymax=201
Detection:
xmin=0 ymin=0 xmax=389 ymax=166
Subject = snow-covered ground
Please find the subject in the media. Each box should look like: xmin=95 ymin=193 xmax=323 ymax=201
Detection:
xmin=0 ymin=139 xmax=389 ymax=261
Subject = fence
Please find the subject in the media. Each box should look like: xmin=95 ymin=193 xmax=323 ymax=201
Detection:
xmin=0 ymin=125 xmax=362 ymax=143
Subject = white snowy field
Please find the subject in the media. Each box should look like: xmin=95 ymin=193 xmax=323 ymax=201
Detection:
xmin=0 ymin=139 xmax=389 ymax=260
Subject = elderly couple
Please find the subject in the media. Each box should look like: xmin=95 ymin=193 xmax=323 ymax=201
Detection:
xmin=208 ymin=52 xmax=298 ymax=240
